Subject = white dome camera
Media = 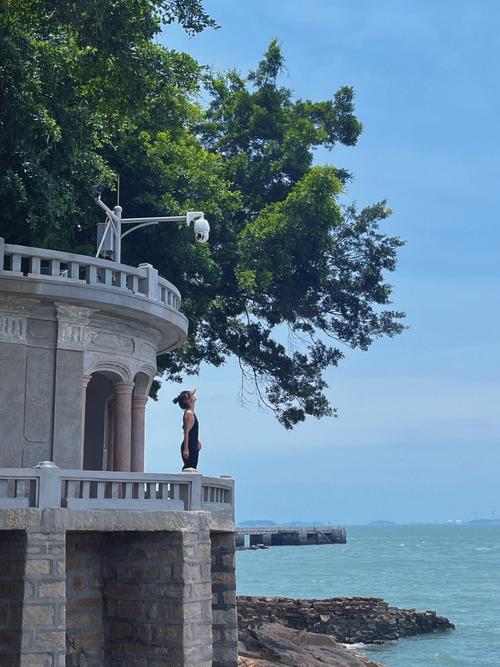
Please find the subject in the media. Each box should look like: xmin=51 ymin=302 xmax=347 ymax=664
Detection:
xmin=194 ymin=216 xmax=210 ymax=243
xmin=194 ymin=218 xmax=209 ymax=243
xmin=186 ymin=211 xmax=210 ymax=243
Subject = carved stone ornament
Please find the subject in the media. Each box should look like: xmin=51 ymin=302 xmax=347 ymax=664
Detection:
xmin=90 ymin=331 xmax=135 ymax=354
xmin=0 ymin=296 xmax=38 ymax=343
xmin=55 ymin=303 xmax=95 ymax=349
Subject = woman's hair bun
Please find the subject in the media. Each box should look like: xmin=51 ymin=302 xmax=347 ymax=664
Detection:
xmin=173 ymin=390 xmax=190 ymax=410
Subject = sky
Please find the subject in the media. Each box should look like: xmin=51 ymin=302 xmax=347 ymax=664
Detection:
xmin=145 ymin=0 xmax=500 ymax=524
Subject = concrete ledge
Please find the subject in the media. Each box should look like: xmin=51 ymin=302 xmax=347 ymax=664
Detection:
xmin=0 ymin=508 xmax=234 ymax=533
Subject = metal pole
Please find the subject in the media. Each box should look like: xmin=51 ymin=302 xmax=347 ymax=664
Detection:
xmin=114 ymin=205 xmax=122 ymax=263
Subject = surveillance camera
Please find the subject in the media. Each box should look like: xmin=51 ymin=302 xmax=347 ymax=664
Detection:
xmin=194 ymin=216 xmax=210 ymax=243
xmin=91 ymin=184 xmax=105 ymax=198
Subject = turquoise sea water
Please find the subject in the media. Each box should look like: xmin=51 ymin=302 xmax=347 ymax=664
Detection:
xmin=236 ymin=525 xmax=500 ymax=667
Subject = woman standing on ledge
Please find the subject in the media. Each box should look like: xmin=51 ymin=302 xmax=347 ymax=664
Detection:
xmin=173 ymin=388 xmax=202 ymax=471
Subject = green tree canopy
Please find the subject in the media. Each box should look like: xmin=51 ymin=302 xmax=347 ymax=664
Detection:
xmin=0 ymin=1 xmax=404 ymax=427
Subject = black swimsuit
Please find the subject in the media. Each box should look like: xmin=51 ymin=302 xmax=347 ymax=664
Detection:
xmin=181 ymin=413 xmax=199 ymax=470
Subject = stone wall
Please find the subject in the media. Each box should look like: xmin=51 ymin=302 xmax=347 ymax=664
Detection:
xmin=66 ymin=528 xmax=215 ymax=666
xmin=103 ymin=529 xmax=212 ymax=666
xmin=0 ymin=508 xmax=237 ymax=666
xmin=211 ymin=532 xmax=238 ymax=667
xmin=66 ymin=533 xmax=105 ymax=665
xmin=0 ymin=531 xmax=26 ymax=665
xmin=237 ymin=595 xmax=454 ymax=644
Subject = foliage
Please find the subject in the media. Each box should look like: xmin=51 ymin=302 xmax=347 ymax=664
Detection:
xmin=0 ymin=4 xmax=404 ymax=427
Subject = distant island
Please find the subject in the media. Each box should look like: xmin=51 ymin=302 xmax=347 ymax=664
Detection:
xmin=238 ymin=520 xmax=277 ymax=527
xmin=369 ymin=520 xmax=396 ymax=525
xmin=465 ymin=518 xmax=500 ymax=525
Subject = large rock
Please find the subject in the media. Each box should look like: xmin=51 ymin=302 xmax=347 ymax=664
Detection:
xmin=237 ymin=596 xmax=454 ymax=644
xmin=238 ymin=622 xmax=385 ymax=666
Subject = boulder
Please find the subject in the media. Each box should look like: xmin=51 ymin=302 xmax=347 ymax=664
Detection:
xmin=238 ymin=622 xmax=385 ymax=666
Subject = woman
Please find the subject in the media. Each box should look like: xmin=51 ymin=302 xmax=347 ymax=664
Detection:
xmin=173 ymin=388 xmax=202 ymax=471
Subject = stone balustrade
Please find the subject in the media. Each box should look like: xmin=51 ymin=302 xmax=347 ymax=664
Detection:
xmin=0 ymin=238 xmax=181 ymax=310
xmin=0 ymin=464 xmax=234 ymax=518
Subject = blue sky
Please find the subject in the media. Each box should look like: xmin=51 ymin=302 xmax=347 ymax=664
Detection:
xmin=145 ymin=0 xmax=500 ymax=524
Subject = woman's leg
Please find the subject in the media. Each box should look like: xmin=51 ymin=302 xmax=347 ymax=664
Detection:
xmin=186 ymin=444 xmax=199 ymax=470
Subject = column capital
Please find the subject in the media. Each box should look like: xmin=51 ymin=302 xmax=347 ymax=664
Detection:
xmin=55 ymin=303 xmax=95 ymax=349
xmin=113 ymin=381 xmax=134 ymax=394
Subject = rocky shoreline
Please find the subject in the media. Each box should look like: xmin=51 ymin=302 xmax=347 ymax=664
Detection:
xmin=237 ymin=596 xmax=454 ymax=666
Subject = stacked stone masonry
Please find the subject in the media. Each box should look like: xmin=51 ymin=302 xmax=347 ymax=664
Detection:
xmin=0 ymin=531 xmax=26 ymax=665
xmin=210 ymin=534 xmax=238 ymax=667
xmin=0 ymin=509 xmax=237 ymax=667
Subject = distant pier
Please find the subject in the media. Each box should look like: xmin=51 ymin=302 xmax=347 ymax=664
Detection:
xmin=236 ymin=525 xmax=346 ymax=547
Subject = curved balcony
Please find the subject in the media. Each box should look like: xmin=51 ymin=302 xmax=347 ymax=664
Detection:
xmin=0 ymin=238 xmax=188 ymax=353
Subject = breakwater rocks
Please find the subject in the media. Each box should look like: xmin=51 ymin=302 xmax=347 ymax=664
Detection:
xmin=237 ymin=595 xmax=454 ymax=644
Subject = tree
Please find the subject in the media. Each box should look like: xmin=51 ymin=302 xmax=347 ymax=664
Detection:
xmin=0 ymin=4 xmax=404 ymax=428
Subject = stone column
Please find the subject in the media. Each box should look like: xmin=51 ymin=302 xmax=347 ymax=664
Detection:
xmin=106 ymin=399 xmax=115 ymax=471
xmin=20 ymin=528 xmax=66 ymax=666
xmin=80 ymin=374 xmax=91 ymax=468
xmin=53 ymin=304 xmax=93 ymax=469
xmin=113 ymin=382 xmax=134 ymax=471
xmin=130 ymin=396 xmax=148 ymax=472
xmin=102 ymin=520 xmax=213 ymax=666
xmin=211 ymin=532 xmax=238 ymax=667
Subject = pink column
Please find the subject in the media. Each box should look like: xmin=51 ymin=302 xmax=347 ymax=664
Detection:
xmin=80 ymin=375 xmax=92 ymax=468
xmin=113 ymin=382 xmax=134 ymax=472
xmin=131 ymin=396 xmax=148 ymax=472
xmin=106 ymin=399 xmax=115 ymax=471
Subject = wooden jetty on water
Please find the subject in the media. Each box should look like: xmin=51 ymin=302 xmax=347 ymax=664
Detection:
xmin=236 ymin=525 xmax=346 ymax=548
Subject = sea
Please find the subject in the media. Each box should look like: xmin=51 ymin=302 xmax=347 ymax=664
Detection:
xmin=236 ymin=524 xmax=500 ymax=667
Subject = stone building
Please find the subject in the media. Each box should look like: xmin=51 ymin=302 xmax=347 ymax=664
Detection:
xmin=0 ymin=238 xmax=237 ymax=666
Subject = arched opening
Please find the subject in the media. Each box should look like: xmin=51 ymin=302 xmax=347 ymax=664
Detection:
xmin=82 ymin=369 xmax=153 ymax=472
xmin=83 ymin=371 xmax=118 ymax=470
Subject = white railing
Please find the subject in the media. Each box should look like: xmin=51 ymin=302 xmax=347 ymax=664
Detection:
xmin=0 ymin=469 xmax=38 ymax=508
xmin=0 ymin=239 xmax=181 ymax=310
xmin=0 ymin=464 xmax=234 ymax=517
xmin=61 ymin=470 xmax=190 ymax=511
xmin=201 ymin=476 xmax=234 ymax=518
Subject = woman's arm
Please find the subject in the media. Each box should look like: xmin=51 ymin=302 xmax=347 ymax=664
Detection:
xmin=182 ymin=411 xmax=195 ymax=459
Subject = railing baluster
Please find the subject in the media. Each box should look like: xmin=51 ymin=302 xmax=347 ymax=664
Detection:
xmin=50 ymin=259 xmax=60 ymax=277
xmin=87 ymin=265 xmax=97 ymax=284
xmin=30 ymin=257 xmax=41 ymax=275
xmin=11 ymin=254 xmax=22 ymax=273
xmin=70 ymin=262 xmax=80 ymax=279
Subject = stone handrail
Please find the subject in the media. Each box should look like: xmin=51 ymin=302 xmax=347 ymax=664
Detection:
xmin=0 ymin=238 xmax=181 ymax=310
xmin=0 ymin=464 xmax=234 ymax=517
